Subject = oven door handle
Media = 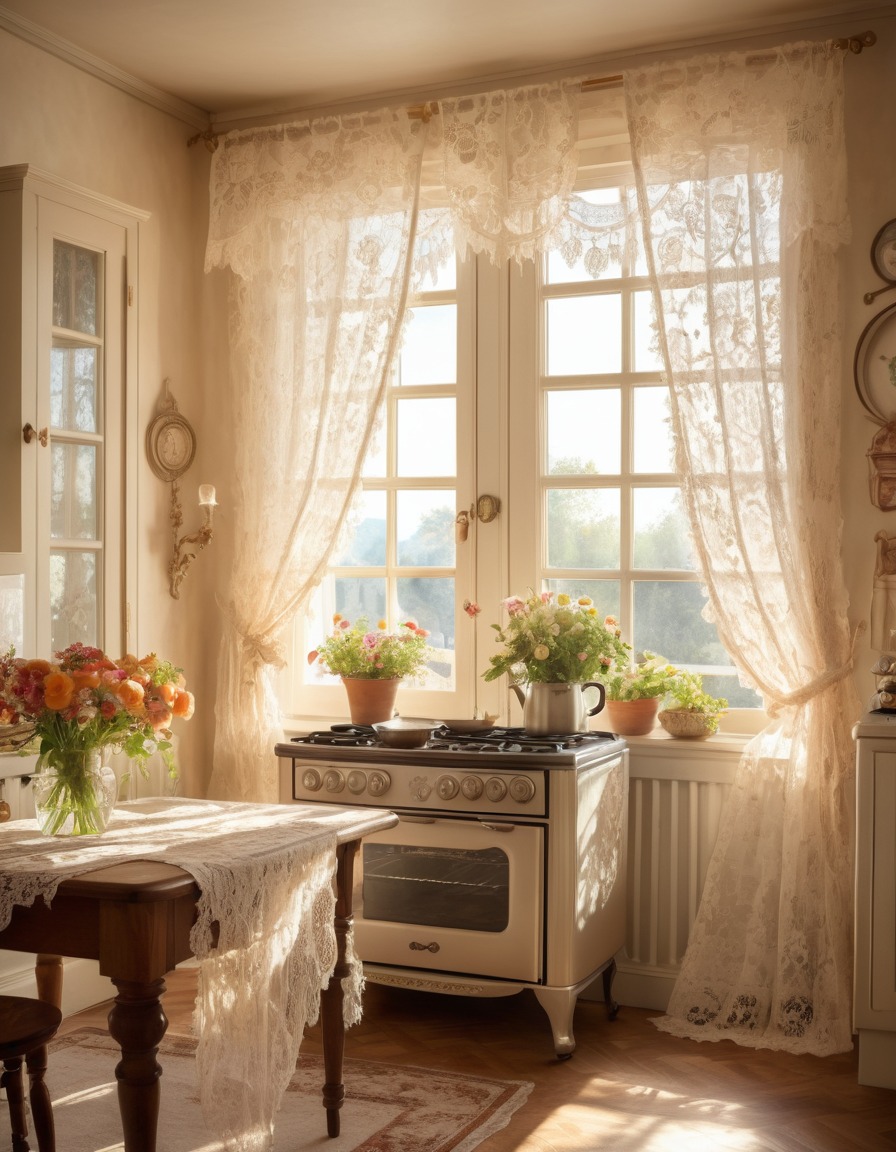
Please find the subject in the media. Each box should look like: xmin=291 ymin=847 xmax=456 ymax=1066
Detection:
xmin=478 ymin=821 xmax=516 ymax=833
xmin=397 ymin=814 xmax=437 ymax=824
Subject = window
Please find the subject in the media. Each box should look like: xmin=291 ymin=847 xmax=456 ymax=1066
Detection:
xmin=286 ymin=185 xmax=759 ymax=723
xmin=290 ymin=252 xmax=477 ymax=720
xmin=510 ymin=186 xmax=759 ymax=709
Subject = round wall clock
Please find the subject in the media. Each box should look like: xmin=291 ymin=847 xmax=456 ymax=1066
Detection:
xmin=854 ymin=300 xmax=896 ymax=425
xmin=871 ymin=218 xmax=896 ymax=284
xmin=146 ymin=409 xmax=197 ymax=481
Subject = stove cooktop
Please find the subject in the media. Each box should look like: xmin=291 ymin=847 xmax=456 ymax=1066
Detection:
xmin=277 ymin=725 xmax=625 ymax=770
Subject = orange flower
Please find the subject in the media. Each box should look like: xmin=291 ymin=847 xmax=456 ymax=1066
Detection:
xmin=43 ymin=671 xmax=75 ymax=711
xmin=171 ymin=689 xmax=195 ymax=720
xmin=112 ymin=678 xmax=145 ymax=710
xmin=23 ymin=659 xmax=52 ymax=676
xmin=157 ymin=682 xmax=177 ymax=706
xmin=72 ymin=670 xmax=101 ymax=690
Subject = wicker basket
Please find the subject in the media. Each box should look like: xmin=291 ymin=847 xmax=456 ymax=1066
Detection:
xmin=658 ymin=709 xmax=716 ymax=740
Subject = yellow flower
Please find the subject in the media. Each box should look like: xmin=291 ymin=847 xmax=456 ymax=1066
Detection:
xmin=557 ymin=593 xmax=571 ymax=606
xmin=377 ymin=619 xmax=388 ymax=630
xmin=533 ymin=644 xmax=551 ymax=660
xmin=578 ymin=596 xmax=592 ymax=606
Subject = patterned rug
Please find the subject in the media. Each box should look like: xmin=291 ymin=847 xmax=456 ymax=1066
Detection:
xmin=8 ymin=1027 xmax=532 ymax=1152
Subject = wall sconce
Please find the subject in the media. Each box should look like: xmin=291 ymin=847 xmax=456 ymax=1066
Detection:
xmin=146 ymin=380 xmax=217 ymax=600
xmin=169 ymin=481 xmax=216 ymax=599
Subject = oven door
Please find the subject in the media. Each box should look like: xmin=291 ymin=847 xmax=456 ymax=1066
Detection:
xmin=354 ymin=814 xmax=543 ymax=983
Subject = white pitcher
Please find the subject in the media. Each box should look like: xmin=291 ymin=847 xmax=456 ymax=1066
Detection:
xmin=509 ymin=681 xmax=606 ymax=735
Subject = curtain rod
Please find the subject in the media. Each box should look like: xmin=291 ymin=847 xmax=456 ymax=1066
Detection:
xmin=191 ymin=30 xmax=875 ymax=145
xmin=405 ymin=29 xmax=875 ymax=121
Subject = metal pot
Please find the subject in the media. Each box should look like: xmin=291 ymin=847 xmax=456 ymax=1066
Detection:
xmin=372 ymin=718 xmax=437 ymax=748
xmin=509 ymin=681 xmax=606 ymax=735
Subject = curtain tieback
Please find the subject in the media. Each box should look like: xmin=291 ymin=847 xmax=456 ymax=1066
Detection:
xmin=765 ymin=621 xmax=866 ymax=718
xmin=241 ymin=633 xmax=287 ymax=672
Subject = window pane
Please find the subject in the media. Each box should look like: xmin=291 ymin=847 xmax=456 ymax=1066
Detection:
xmin=633 ymin=386 xmax=674 ymax=474
xmin=399 ymin=305 xmax=456 ymax=385
xmin=334 ymin=576 xmax=386 ymax=627
xmin=547 ymin=389 xmax=620 ymax=475
xmin=700 ymin=673 xmax=762 ymax=709
xmin=633 ymin=488 xmax=694 ymax=570
xmin=545 ymin=578 xmax=620 ymax=621
xmin=50 ymin=345 xmax=98 ymax=432
xmin=546 ymin=295 xmax=622 ymax=375
xmin=547 ymin=487 xmax=619 ymax=568
xmin=0 ymin=573 xmax=25 ymax=653
xmin=397 ymin=576 xmax=454 ymax=689
xmin=397 ymin=399 xmax=456 ymax=476
xmin=397 ymin=492 xmax=455 ymax=566
xmin=333 ymin=491 xmax=386 ymax=566
xmin=633 ymin=581 xmax=727 ymax=665
xmin=51 ymin=443 xmax=98 ymax=541
xmin=634 ymin=290 xmax=663 ymax=372
xmin=53 ymin=241 xmax=98 ymax=334
xmin=50 ymin=550 xmax=97 ymax=651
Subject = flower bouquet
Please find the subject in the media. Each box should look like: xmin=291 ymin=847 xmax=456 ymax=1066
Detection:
xmin=0 ymin=643 xmax=194 ymax=835
xmin=483 ymin=592 xmax=630 ymax=685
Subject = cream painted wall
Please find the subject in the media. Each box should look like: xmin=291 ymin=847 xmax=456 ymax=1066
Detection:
xmin=840 ymin=14 xmax=896 ymax=710
xmin=1 ymin=28 xmax=219 ymax=795
xmin=1 ymin=8 xmax=894 ymax=804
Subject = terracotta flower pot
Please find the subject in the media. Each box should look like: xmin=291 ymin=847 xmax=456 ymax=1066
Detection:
xmin=603 ymin=697 xmax=660 ymax=737
xmin=341 ymin=677 xmax=401 ymax=725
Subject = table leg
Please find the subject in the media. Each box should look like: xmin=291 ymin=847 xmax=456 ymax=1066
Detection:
xmin=319 ymin=840 xmax=358 ymax=1139
xmin=107 ymin=977 xmax=169 ymax=1152
xmin=27 ymin=952 xmax=63 ymax=1148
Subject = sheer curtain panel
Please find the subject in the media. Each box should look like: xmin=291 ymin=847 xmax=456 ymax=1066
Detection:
xmin=626 ymin=42 xmax=861 ymax=1055
xmin=205 ymin=111 xmax=429 ymax=801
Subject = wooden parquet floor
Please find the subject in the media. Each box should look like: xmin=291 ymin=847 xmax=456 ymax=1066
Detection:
xmin=62 ymin=966 xmax=896 ymax=1151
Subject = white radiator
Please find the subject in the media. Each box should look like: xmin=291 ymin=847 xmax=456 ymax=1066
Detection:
xmin=590 ymin=737 xmax=743 ymax=1011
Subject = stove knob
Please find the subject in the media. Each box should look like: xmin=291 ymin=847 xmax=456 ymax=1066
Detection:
xmin=410 ymin=775 xmax=431 ymax=801
xmin=461 ymin=775 xmax=483 ymax=800
xmin=301 ymin=768 xmax=322 ymax=792
xmin=367 ymin=770 xmax=391 ymax=797
xmin=509 ymin=776 xmax=536 ymax=804
xmin=436 ymin=774 xmax=459 ymax=800
xmin=323 ymin=769 xmax=345 ymax=794
xmin=484 ymin=776 xmax=507 ymax=802
xmin=347 ymin=770 xmax=367 ymax=795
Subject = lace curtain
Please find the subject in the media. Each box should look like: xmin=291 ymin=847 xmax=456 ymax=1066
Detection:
xmin=205 ymin=109 xmax=429 ymax=801
xmin=626 ymin=42 xmax=861 ymax=1055
xmin=204 ymin=80 xmax=621 ymax=801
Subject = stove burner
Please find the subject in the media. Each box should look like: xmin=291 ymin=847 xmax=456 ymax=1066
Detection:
xmin=291 ymin=724 xmax=615 ymax=753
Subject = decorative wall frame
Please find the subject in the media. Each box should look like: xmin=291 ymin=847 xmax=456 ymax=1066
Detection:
xmin=145 ymin=380 xmax=196 ymax=482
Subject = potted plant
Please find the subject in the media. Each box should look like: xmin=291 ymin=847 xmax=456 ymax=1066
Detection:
xmin=598 ymin=649 xmax=680 ymax=736
xmin=658 ymin=670 xmax=728 ymax=739
xmin=307 ymin=615 xmax=432 ymax=724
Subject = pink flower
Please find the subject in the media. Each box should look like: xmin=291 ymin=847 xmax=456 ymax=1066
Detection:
xmin=463 ymin=600 xmax=481 ymax=618
xmin=363 ymin=632 xmax=378 ymax=648
xmin=540 ymin=592 xmax=553 ymax=603
xmin=503 ymin=596 xmax=526 ymax=616
xmin=577 ymin=652 xmax=587 ymax=661
xmin=339 ymin=619 xmax=351 ymax=630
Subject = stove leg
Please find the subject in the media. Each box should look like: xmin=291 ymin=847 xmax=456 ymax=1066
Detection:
xmin=532 ymin=987 xmax=577 ymax=1059
xmin=602 ymin=958 xmax=620 ymax=1020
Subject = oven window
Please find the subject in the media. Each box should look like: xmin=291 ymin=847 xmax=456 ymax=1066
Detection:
xmin=362 ymin=844 xmax=509 ymax=932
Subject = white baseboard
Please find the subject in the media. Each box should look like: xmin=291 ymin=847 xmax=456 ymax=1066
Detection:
xmin=0 ymin=954 xmax=114 ymax=1016
xmin=579 ymin=957 xmax=677 ymax=1013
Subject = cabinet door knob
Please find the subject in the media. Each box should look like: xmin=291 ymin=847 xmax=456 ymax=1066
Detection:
xmin=23 ymin=423 xmax=48 ymax=447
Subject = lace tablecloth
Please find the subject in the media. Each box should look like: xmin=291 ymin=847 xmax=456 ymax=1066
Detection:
xmin=0 ymin=796 xmax=369 ymax=1151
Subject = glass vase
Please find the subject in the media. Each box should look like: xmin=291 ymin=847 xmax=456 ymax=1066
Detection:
xmin=32 ymin=748 xmax=118 ymax=837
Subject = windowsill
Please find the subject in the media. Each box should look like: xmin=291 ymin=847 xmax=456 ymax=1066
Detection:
xmin=621 ymin=728 xmax=754 ymax=753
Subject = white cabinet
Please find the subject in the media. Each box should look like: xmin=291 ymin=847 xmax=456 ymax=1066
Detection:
xmin=853 ymin=712 xmax=896 ymax=1089
xmin=0 ymin=164 xmax=144 ymax=658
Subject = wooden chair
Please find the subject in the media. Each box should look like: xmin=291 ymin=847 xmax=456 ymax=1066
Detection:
xmin=0 ymin=995 xmax=61 ymax=1152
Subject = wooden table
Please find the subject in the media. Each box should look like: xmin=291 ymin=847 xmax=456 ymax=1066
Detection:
xmin=0 ymin=806 xmax=397 ymax=1151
